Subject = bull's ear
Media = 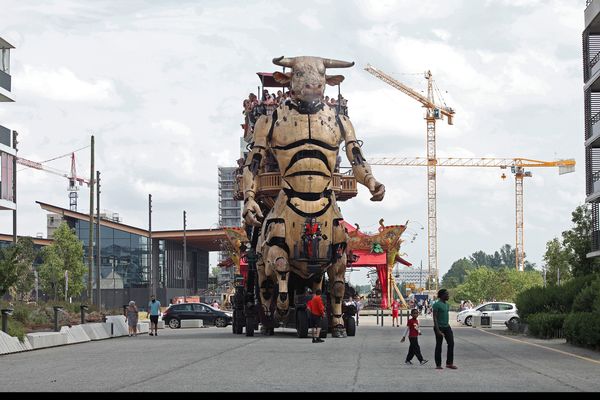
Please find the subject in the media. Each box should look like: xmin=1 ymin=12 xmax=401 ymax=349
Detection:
xmin=273 ymin=71 xmax=292 ymax=84
xmin=326 ymin=75 xmax=345 ymax=86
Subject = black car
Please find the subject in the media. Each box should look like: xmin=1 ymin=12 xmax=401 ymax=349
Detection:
xmin=162 ymin=302 xmax=233 ymax=329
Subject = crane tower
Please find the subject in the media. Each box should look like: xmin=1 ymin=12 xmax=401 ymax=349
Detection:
xmin=365 ymin=64 xmax=455 ymax=290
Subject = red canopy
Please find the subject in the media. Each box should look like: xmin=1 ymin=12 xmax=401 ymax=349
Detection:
xmin=257 ymin=72 xmax=289 ymax=88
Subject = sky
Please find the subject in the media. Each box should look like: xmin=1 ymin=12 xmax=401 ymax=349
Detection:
xmin=0 ymin=0 xmax=587 ymax=287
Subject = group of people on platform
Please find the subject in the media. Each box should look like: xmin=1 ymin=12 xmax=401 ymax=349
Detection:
xmin=242 ymin=90 xmax=350 ymax=140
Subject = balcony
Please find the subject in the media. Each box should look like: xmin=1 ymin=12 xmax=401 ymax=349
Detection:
xmin=238 ymin=172 xmax=358 ymax=201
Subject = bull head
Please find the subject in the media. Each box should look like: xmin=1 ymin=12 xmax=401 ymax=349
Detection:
xmin=272 ymin=56 xmax=354 ymax=102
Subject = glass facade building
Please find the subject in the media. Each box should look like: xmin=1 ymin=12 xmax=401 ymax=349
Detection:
xmin=72 ymin=220 xmax=150 ymax=289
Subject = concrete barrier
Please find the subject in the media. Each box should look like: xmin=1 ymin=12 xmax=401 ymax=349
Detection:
xmin=137 ymin=322 xmax=149 ymax=334
xmin=60 ymin=325 xmax=91 ymax=344
xmin=181 ymin=319 xmax=203 ymax=328
xmin=81 ymin=323 xmax=111 ymax=340
xmin=0 ymin=330 xmax=32 ymax=354
xmin=140 ymin=319 xmax=165 ymax=329
xmin=105 ymin=315 xmax=129 ymax=337
xmin=26 ymin=331 xmax=67 ymax=349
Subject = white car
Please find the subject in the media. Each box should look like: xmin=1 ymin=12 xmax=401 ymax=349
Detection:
xmin=456 ymin=302 xmax=519 ymax=326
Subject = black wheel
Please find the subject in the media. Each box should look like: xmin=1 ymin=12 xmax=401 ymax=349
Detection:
xmin=320 ymin=315 xmax=328 ymax=339
xmin=245 ymin=317 xmax=255 ymax=336
xmin=168 ymin=318 xmax=180 ymax=329
xmin=508 ymin=317 xmax=520 ymax=325
xmin=296 ymin=309 xmax=309 ymax=338
xmin=215 ymin=317 xmax=227 ymax=328
xmin=345 ymin=316 xmax=356 ymax=336
xmin=464 ymin=316 xmax=473 ymax=326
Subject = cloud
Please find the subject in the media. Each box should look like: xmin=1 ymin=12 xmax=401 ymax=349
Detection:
xmin=152 ymin=120 xmax=192 ymax=137
xmin=298 ymin=12 xmax=322 ymax=31
xmin=16 ymin=65 xmax=120 ymax=103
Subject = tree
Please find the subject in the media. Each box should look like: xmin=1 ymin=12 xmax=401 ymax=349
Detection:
xmin=543 ymin=237 xmax=570 ymax=286
xmin=453 ymin=267 xmax=499 ymax=303
xmin=500 ymin=244 xmax=515 ymax=267
xmin=0 ymin=237 xmax=37 ymax=299
xmin=453 ymin=267 xmax=542 ymax=303
xmin=469 ymin=251 xmax=488 ymax=268
xmin=562 ymin=204 xmax=598 ymax=277
xmin=210 ymin=266 xmax=221 ymax=278
xmin=38 ymin=222 xmax=86 ymax=300
xmin=441 ymin=258 xmax=475 ymax=288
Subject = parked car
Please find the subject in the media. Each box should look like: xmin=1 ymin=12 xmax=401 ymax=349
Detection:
xmin=162 ymin=302 xmax=233 ymax=329
xmin=456 ymin=302 xmax=519 ymax=326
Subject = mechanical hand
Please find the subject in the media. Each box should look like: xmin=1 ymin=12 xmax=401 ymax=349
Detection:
xmin=367 ymin=177 xmax=385 ymax=201
xmin=243 ymin=198 xmax=263 ymax=226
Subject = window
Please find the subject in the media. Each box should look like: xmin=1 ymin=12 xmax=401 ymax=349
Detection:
xmin=1 ymin=49 xmax=9 ymax=74
xmin=193 ymin=304 xmax=207 ymax=312
xmin=498 ymin=303 xmax=513 ymax=311
xmin=478 ymin=304 xmax=498 ymax=312
xmin=175 ymin=304 xmax=192 ymax=311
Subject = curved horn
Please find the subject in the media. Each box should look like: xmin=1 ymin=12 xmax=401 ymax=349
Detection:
xmin=322 ymin=58 xmax=355 ymax=69
xmin=272 ymin=56 xmax=295 ymax=68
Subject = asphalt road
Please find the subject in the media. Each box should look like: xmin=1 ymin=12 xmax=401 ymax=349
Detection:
xmin=1 ymin=315 xmax=599 ymax=392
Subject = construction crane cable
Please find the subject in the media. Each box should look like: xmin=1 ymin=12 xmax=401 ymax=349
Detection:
xmin=40 ymin=145 xmax=90 ymax=164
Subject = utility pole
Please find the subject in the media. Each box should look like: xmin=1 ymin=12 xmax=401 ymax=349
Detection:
xmin=96 ymin=170 xmax=101 ymax=309
xmin=88 ymin=135 xmax=94 ymax=304
xmin=149 ymin=194 xmax=153 ymax=297
xmin=419 ymin=260 xmax=423 ymax=289
xmin=543 ymin=266 xmax=547 ymax=288
xmin=183 ymin=210 xmax=187 ymax=302
xmin=12 ymin=131 xmax=17 ymax=244
xmin=11 ymin=131 xmax=18 ymax=243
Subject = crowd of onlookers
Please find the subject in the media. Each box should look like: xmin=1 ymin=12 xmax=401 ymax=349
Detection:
xmin=242 ymin=89 xmax=350 ymax=141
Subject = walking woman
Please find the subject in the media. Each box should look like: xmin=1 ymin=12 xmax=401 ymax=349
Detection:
xmin=126 ymin=300 xmax=139 ymax=337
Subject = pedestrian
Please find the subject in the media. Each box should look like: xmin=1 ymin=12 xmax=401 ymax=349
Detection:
xmin=432 ymin=288 xmax=457 ymax=370
xmin=212 ymin=300 xmax=220 ymax=310
xmin=126 ymin=300 xmax=138 ymax=337
xmin=148 ymin=294 xmax=161 ymax=336
xmin=355 ymin=295 xmax=363 ymax=326
xmin=401 ymin=308 xmax=428 ymax=365
xmin=391 ymin=298 xmax=400 ymax=327
xmin=306 ymin=288 xmax=325 ymax=343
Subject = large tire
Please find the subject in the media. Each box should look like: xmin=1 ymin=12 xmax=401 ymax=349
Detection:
xmin=320 ymin=315 xmax=328 ymax=339
xmin=245 ymin=317 xmax=255 ymax=337
xmin=296 ymin=309 xmax=309 ymax=338
xmin=464 ymin=316 xmax=473 ymax=327
xmin=168 ymin=318 xmax=180 ymax=329
xmin=345 ymin=316 xmax=356 ymax=336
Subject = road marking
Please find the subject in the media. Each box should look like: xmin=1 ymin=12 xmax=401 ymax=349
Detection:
xmin=478 ymin=329 xmax=600 ymax=365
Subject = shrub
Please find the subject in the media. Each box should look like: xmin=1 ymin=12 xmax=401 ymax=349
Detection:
xmin=6 ymin=319 xmax=26 ymax=342
xmin=11 ymin=304 xmax=32 ymax=324
xmin=516 ymin=274 xmax=598 ymax=319
xmin=526 ymin=313 xmax=567 ymax=339
xmin=564 ymin=312 xmax=600 ymax=349
xmin=572 ymin=277 xmax=600 ymax=312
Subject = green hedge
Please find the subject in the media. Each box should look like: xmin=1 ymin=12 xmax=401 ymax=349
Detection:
xmin=564 ymin=312 xmax=600 ymax=349
xmin=572 ymin=276 xmax=600 ymax=313
xmin=516 ymin=274 xmax=597 ymax=319
xmin=526 ymin=313 xmax=567 ymax=339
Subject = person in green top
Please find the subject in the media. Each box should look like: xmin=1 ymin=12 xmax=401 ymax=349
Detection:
xmin=432 ymin=288 xmax=457 ymax=370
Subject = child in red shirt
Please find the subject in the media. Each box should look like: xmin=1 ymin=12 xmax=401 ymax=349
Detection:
xmin=401 ymin=308 xmax=428 ymax=365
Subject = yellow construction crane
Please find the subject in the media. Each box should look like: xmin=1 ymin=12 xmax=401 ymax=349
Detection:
xmin=364 ymin=64 xmax=455 ymax=292
xmin=369 ymin=157 xmax=576 ymax=276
